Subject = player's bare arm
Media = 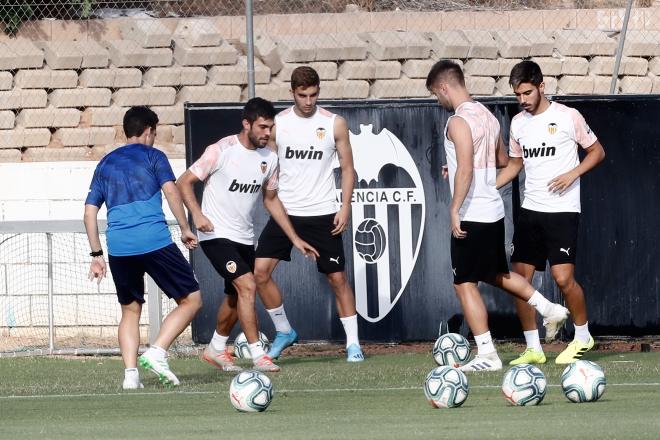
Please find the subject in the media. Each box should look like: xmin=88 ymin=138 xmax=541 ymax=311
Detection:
xmin=162 ymin=180 xmax=198 ymax=249
xmin=496 ymin=157 xmax=524 ymax=190
xmin=83 ymin=204 xmax=106 ymax=284
xmin=332 ymin=115 xmax=355 ymax=236
xmin=548 ymin=140 xmax=605 ymax=194
xmin=176 ymin=169 xmax=214 ymax=233
xmin=262 ymin=188 xmax=319 ymax=259
xmin=495 ymin=135 xmax=509 ymax=169
xmin=447 ymin=116 xmax=474 ymax=239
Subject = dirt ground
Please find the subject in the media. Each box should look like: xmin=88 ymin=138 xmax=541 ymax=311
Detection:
xmin=258 ymin=337 xmax=660 ymax=358
xmin=3 ymin=336 xmax=658 ymax=358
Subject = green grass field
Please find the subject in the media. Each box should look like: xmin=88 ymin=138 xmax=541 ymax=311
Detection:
xmin=1 ymin=349 xmax=659 ymax=440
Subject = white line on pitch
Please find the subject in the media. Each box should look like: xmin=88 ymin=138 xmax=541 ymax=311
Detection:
xmin=1 ymin=383 xmax=659 ymax=400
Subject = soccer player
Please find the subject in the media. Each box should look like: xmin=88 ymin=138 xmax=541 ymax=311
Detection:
xmin=177 ymin=97 xmax=318 ymax=373
xmin=253 ymin=66 xmax=364 ymax=362
xmin=426 ymin=60 xmax=570 ymax=372
xmin=497 ymin=60 xmax=606 ymax=365
xmin=84 ymin=106 xmax=202 ymax=389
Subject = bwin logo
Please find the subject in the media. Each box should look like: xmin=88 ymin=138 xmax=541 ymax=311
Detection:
xmin=284 ymin=145 xmax=323 ymax=160
xmin=228 ymin=179 xmax=261 ymax=193
xmin=523 ymin=142 xmax=556 ymax=158
xmin=334 ymin=124 xmax=426 ymax=323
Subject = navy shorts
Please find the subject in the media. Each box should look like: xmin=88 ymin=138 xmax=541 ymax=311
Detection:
xmin=108 ymin=243 xmax=199 ymax=305
xmin=450 ymin=218 xmax=509 ymax=285
xmin=511 ymin=208 xmax=579 ymax=271
xmin=256 ymin=214 xmax=345 ymax=274
xmin=200 ymin=238 xmax=255 ymax=296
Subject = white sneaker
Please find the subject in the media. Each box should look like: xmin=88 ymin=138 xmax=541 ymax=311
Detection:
xmin=139 ymin=351 xmax=180 ymax=386
xmin=122 ymin=378 xmax=144 ymax=390
xmin=252 ymin=355 xmax=281 ymax=373
xmin=543 ymin=304 xmax=570 ymax=343
xmin=202 ymin=345 xmax=242 ymax=372
xmin=459 ymin=354 xmax=503 ymax=372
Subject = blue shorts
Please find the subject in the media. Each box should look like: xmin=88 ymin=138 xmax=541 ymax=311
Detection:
xmin=108 ymin=243 xmax=199 ymax=305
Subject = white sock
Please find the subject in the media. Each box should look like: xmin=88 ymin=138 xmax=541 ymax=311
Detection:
xmin=340 ymin=314 xmax=360 ymax=348
xmin=147 ymin=345 xmax=167 ymax=359
xmin=124 ymin=367 xmax=139 ymax=382
xmin=267 ymin=305 xmax=292 ymax=334
xmin=210 ymin=331 xmax=229 ymax=352
xmin=249 ymin=342 xmax=266 ymax=359
xmin=523 ymin=330 xmax=543 ymax=352
xmin=527 ymin=291 xmax=553 ymax=317
xmin=574 ymin=322 xmax=591 ymax=344
xmin=474 ymin=331 xmax=497 ymax=356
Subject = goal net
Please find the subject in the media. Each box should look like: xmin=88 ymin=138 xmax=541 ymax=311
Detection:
xmin=0 ymin=221 xmax=192 ymax=356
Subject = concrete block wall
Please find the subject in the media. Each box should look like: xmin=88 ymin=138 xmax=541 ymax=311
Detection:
xmin=0 ymin=8 xmax=656 ymax=164
xmin=0 ymin=159 xmax=189 ymax=349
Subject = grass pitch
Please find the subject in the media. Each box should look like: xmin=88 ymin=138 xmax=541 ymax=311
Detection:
xmin=1 ymin=348 xmax=659 ymax=440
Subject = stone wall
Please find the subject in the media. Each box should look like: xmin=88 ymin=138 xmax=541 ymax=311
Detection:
xmin=0 ymin=8 xmax=657 ymax=164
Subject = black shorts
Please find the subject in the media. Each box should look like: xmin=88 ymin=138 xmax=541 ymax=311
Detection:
xmin=511 ymin=208 xmax=579 ymax=271
xmin=108 ymin=243 xmax=199 ymax=305
xmin=450 ymin=218 xmax=509 ymax=285
xmin=256 ymin=214 xmax=345 ymax=274
xmin=200 ymin=238 xmax=255 ymax=295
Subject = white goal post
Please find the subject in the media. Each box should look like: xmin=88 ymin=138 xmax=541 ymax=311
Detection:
xmin=0 ymin=220 xmax=188 ymax=357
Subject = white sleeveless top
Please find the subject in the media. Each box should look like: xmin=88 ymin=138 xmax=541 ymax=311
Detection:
xmin=444 ymin=101 xmax=505 ymax=223
xmin=275 ymin=106 xmax=339 ymax=216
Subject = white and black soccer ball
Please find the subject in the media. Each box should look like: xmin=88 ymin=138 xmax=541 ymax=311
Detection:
xmin=502 ymin=364 xmax=547 ymax=406
xmin=229 ymin=370 xmax=273 ymax=412
xmin=432 ymin=333 xmax=471 ymax=367
xmin=424 ymin=366 xmax=469 ymax=408
xmin=234 ymin=331 xmax=270 ymax=359
xmin=354 ymin=219 xmax=387 ymax=263
xmin=561 ymin=360 xmax=606 ymax=403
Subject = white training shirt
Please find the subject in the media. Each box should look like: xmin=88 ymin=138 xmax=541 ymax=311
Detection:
xmin=444 ymin=101 xmax=505 ymax=223
xmin=189 ymin=135 xmax=279 ymax=245
xmin=509 ymin=102 xmax=598 ymax=213
xmin=275 ymin=106 xmax=339 ymax=216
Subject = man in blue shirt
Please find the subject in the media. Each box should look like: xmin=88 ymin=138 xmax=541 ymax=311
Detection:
xmin=84 ymin=106 xmax=202 ymax=389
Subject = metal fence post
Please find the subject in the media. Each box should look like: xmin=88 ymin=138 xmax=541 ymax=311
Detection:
xmin=610 ymin=0 xmax=634 ymax=94
xmin=246 ymin=0 xmax=256 ymax=99
xmin=47 ymin=232 xmax=55 ymax=354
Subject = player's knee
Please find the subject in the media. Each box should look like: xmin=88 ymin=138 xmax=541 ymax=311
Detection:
xmin=234 ymin=278 xmax=257 ymax=298
xmin=327 ymin=271 xmax=347 ymax=289
xmin=253 ymin=267 xmax=270 ymax=286
xmin=183 ymin=290 xmax=203 ymax=312
xmin=553 ymin=272 xmax=575 ymax=290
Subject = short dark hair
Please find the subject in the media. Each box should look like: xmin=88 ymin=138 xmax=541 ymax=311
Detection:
xmin=509 ymin=60 xmax=544 ymax=88
xmin=291 ymin=66 xmax=320 ymax=90
xmin=123 ymin=106 xmax=158 ymax=138
xmin=426 ymin=60 xmax=465 ymax=90
xmin=242 ymin=97 xmax=276 ymax=124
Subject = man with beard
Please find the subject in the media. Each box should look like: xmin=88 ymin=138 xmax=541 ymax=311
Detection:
xmin=177 ymin=98 xmax=318 ymax=372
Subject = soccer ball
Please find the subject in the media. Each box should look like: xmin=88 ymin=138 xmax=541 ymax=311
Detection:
xmin=424 ymin=366 xmax=469 ymax=408
xmin=234 ymin=331 xmax=270 ymax=359
xmin=229 ymin=370 xmax=273 ymax=412
xmin=561 ymin=360 xmax=606 ymax=403
xmin=502 ymin=364 xmax=547 ymax=406
xmin=355 ymin=218 xmax=387 ymax=263
xmin=432 ymin=333 xmax=471 ymax=367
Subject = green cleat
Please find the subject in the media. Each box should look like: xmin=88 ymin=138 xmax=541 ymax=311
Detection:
xmin=555 ymin=336 xmax=595 ymax=364
xmin=509 ymin=348 xmax=547 ymax=365
xmin=139 ymin=352 xmax=180 ymax=387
